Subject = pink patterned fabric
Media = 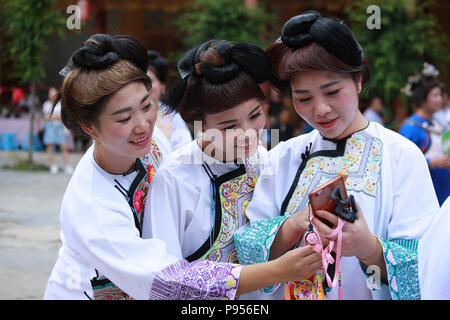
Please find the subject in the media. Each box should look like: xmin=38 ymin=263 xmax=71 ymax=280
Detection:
xmin=149 ymin=259 xmax=242 ymax=300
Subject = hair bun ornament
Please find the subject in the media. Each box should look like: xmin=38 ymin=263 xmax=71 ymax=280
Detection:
xmin=401 ymin=62 xmax=440 ymax=96
xmin=198 ymin=41 xmax=240 ymax=83
xmin=231 ymin=42 xmax=271 ymax=84
xmin=280 ymin=11 xmax=364 ymax=67
xmin=178 ymin=40 xmax=215 ymax=80
xmin=281 ymin=10 xmax=321 ymax=49
xmin=72 ymin=34 xmax=120 ymax=70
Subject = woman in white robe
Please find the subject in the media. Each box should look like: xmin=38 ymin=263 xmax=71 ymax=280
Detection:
xmin=419 ymin=197 xmax=450 ymax=299
xmin=44 ymin=34 xmax=323 ymax=300
xmin=142 ymin=40 xmax=322 ymax=300
xmin=233 ymin=11 xmax=440 ymax=300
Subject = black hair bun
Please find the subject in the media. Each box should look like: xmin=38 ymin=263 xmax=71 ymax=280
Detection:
xmin=178 ymin=39 xmax=270 ymax=84
xmin=72 ymin=34 xmax=120 ymax=70
xmin=281 ymin=10 xmax=321 ymax=49
xmin=147 ymin=50 xmax=168 ymax=83
xmin=280 ymin=11 xmax=364 ymax=67
xmin=232 ymin=43 xmax=271 ymax=84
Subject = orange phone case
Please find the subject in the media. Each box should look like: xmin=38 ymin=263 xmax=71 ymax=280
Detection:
xmin=308 ymin=176 xmax=348 ymax=227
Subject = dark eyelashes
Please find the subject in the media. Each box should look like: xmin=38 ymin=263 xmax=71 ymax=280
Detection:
xmin=327 ymin=89 xmax=340 ymax=96
xmin=221 ymin=112 xmax=263 ymax=130
xmin=250 ymin=112 xmax=262 ymax=119
xmin=118 ymin=117 xmax=131 ymax=123
xmin=298 ymin=89 xmax=340 ymax=103
xmin=117 ymin=103 xmax=152 ymax=123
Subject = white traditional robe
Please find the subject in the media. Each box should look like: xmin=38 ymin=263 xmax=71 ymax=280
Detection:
xmin=234 ymin=122 xmax=440 ymax=300
xmin=43 ymin=137 xmax=241 ymax=300
xmin=143 ymin=140 xmax=284 ymax=299
xmin=419 ymin=196 xmax=450 ymax=299
xmin=155 ymin=103 xmax=193 ymax=151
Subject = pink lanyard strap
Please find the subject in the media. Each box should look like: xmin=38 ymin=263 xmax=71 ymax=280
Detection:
xmin=309 ymin=217 xmax=345 ymax=299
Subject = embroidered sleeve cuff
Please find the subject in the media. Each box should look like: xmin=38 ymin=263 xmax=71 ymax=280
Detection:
xmin=360 ymin=237 xmax=420 ymax=300
xmin=234 ymin=215 xmax=289 ymax=294
xmin=149 ymin=259 xmax=242 ymax=300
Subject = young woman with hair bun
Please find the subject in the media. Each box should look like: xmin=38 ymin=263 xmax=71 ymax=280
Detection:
xmin=142 ymin=39 xmax=322 ymax=300
xmin=44 ymin=34 xmax=322 ymax=300
xmin=234 ymin=11 xmax=440 ymax=300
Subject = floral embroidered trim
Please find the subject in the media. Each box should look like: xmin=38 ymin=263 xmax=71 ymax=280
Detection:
xmin=285 ymin=131 xmax=383 ymax=216
xmin=201 ymin=157 xmax=262 ymax=263
xmin=361 ymin=238 xmax=420 ymax=300
xmin=380 ymin=238 xmax=420 ymax=300
xmin=91 ymin=281 xmax=133 ymax=300
xmin=234 ymin=215 xmax=289 ymax=294
xmin=149 ymin=259 xmax=242 ymax=300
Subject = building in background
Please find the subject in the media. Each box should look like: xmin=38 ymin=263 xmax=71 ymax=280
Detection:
xmin=1 ymin=0 xmax=449 ymax=102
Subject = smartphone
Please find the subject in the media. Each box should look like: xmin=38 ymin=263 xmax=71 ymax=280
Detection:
xmin=308 ymin=176 xmax=348 ymax=228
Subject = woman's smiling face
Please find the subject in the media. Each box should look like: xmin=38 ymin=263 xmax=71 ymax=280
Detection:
xmin=86 ymin=81 xmax=156 ymax=173
xmin=201 ymin=98 xmax=266 ymax=161
xmin=291 ymin=70 xmax=363 ymax=139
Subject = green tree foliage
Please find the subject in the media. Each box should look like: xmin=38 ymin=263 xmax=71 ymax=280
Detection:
xmin=346 ymin=0 xmax=449 ymax=108
xmin=176 ymin=0 xmax=275 ymax=49
xmin=1 ymin=0 xmax=65 ymax=164
xmin=1 ymin=0 xmax=65 ymax=85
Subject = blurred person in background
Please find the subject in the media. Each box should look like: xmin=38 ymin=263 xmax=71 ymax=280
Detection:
xmin=399 ymin=63 xmax=449 ymax=206
xmin=42 ymin=87 xmax=73 ymax=174
xmin=147 ymin=50 xmax=192 ymax=151
xmin=363 ymin=96 xmax=384 ymax=126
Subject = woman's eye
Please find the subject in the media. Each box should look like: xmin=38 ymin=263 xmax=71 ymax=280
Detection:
xmin=117 ymin=117 xmax=131 ymax=123
xmin=250 ymin=112 xmax=262 ymax=120
xmin=326 ymin=89 xmax=340 ymax=96
xmin=143 ymin=103 xmax=152 ymax=111
xmin=299 ymin=97 xmax=311 ymax=103
xmin=223 ymin=125 xmax=236 ymax=130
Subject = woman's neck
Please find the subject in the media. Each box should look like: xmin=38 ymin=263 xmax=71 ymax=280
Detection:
xmin=93 ymin=144 xmax=135 ymax=175
xmin=416 ymin=107 xmax=433 ymax=120
xmin=197 ymin=136 xmax=237 ymax=164
xmin=336 ymin=111 xmax=369 ymax=140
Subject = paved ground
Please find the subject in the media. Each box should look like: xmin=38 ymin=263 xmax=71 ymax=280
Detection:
xmin=0 ymin=150 xmax=84 ymax=299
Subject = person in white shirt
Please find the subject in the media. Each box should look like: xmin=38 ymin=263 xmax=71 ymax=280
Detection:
xmin=419 ymin=196 xmax=450 ymax=299
xmin=44 ymin=34 xmax=323 ymax=300
xmin=363 ymin=96 xmax=384 ymax=126
xmin=142 ymin=40 xmax=322 ymax=300
xmin=42 ymin=87 xmax=73 ymax=174
xmin=234 ymin=11 xmax=440 ymax=300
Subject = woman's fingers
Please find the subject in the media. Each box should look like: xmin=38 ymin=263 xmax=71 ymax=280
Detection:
xmin=311 ymin=216 xmax=334 ymax=239
xmin=315 ymin=209 xmax=339 ymax=226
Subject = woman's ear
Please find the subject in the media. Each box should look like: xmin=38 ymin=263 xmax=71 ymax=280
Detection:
xmin=80 ymin=122 xmax=98 ymax=139
xmin=356 ymin=74 xmax=363 ymax=94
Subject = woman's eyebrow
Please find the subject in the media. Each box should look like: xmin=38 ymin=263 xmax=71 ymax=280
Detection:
xmin=110 ymin=94 xmax=150 ymax=116
xmin=294 ymin=80 xmax=342 ymax=93
xmin=216 ymin=105 xmax=261 ymax=125
xmin=216 ymin=118 xmax=238 ymax=125
xmin=249 ymin=105 xmax=261 ymax=115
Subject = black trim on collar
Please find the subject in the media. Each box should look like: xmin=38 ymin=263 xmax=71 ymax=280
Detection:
xmin=280 ymin=137 xmax=348 ymax=216
xmin=185 ymin=164 xmax=246 ymax=262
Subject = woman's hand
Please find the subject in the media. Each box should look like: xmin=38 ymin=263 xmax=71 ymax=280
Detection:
xmin=310 ymin=202 xmax=378 ymax=261
xmin=237 ymin=245 xmax=322 ymax=295
xmin=273 ymin=245 xmax=323 ymax=283
xmin=268 ymin=205 xmax=310 ymax=260
xmin=287 ymin=205 xmax=310 ymax=236
xmin=429 ymin=154 xmax=450 ymax=170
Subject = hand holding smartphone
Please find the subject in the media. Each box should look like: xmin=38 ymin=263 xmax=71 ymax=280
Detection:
xmin=308 ymin=175 xmax=358 ymax=226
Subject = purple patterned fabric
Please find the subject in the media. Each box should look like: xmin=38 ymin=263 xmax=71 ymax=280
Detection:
xmin=149 ymin=259 xmax=242 ymax=300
